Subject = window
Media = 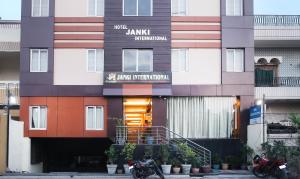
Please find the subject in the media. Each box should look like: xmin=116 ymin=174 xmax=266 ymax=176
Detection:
xmin=226 ymin=0 xmax=243 ymax=16
xmin=88 ymin=0 xmax=105 ymax=16
xmin=32 ymin=0 xmax=49 ymax=17
xmin=172 ymin=0 xmax=186 ymax=16
xmin=123 ymin=0 xmax=152 ymax=16
xmin=87 ymin=49 xmax=104 ymax=72
xmin=30 ymin=106 xmax=47 ymax=130
xmin=226 ymin=49 xmax=244 ymax=72
xmin=86 ymin=106 xmax=104 ymax=130
xmin=123 ymin=49 xmax=153 ymax=72
xmin=172 ymin=49 xmax=188 ymax=72
xmin=30 ymin=49 xmax=48 ymax=72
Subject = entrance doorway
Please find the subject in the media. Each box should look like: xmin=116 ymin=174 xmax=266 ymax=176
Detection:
xmin=123 ymin=97 xmax=152 ymax=127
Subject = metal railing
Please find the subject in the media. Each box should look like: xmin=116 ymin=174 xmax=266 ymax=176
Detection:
xmin=116 ymin=126 xmax=211 ymax=166
xmin=255 ymin=15 xmax=300 ymax=26
xmin=0 ymin=83 xmax=20 ymax=105
xmin=255 ymin=77 xmax=300 ymax=87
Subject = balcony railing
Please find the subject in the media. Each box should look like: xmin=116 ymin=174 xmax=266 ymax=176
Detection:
xmin=255 ymin=77 xmax=300 ymax=87
xmin=0 ymin=83 xmax=20 ymax=105
xmin=255 ymin=15 xmax=300 ymax=26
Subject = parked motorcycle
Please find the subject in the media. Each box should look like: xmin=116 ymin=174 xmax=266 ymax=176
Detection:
xmin=252 ymin=154 xmax=288 ymax=179
xmin=129 ymin=159 xmax=164 ymax=179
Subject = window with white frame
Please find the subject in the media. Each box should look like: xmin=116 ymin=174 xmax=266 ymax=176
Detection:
xmin=172 ymin=49 xmax=188 ymax=72
xmin=30 ymin=106 xmax=47 ymax=130
xmin=87 ymin=49 xmax=104 ymax=72
xmin=30 ymin=49 xmax=48 ymax=72
xmin=123 ymin=49 xmax=153 ymax=72
xmin=123 ymin=0 xmax=152 ymax=16
xmin=226 ymin=0 xmax=243 ymax=16
xmin=32 ymin=0 xmax=49 ymax=17
xmin=226 ymin=49 xmax=244 ymax=72
xmin=86 ymin=106 xmax=104 ymax=130
xmin=88 ymin=0 xmax=105 ymax=16
xmin=171 ymin=0 xmax=186 ymax=16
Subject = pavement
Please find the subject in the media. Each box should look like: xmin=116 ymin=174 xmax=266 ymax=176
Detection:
xmin=0 ymin=170 xmax=259 ymax=179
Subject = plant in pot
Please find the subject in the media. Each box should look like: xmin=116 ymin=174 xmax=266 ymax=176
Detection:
xmin=241 ymin=144 xmax=254 ymax=170
xmin=160 ymin=145 xmax=172 ymax=174
xmin=226 ymin=155 xmax=241 ymax=169
xmin=178 ymin=143 xmax=196 ymax=174
xmin=105 ymin=145 xmax=118 ymax=174
xmin=171 ymin=158 xmax=181 ymax=174
xmin=191 ymin=157 xmax=202 ymax=174
xmin=222 ymin=156 xmax=230 ymax=170
xmin=121 ymin=143 xmax=136 ymax=174
xmin=212 ymin=154 xmax=222 ymax=170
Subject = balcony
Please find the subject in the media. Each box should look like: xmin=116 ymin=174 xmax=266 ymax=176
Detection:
xmin=255 ymin=15 xmax=300 ymax=47
xmin=255 ymin=77 xmax=300 ymax=99
xmin=0 ymin=83 xmax=20 ymax=106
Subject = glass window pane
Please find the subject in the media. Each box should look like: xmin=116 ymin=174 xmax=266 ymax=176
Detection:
xmin=124 ymin=0 xmax=137 ymax=16
xmin=138 ymin=50 xmax=153 ymax=72
xmin=123 ymin=50 xmax=137 ymax=72
xmin=32 ymin=0 xmax=40 ymax=16
xmin=171 ymin=49 xmax=179 ymax=72
xmin=31 ymin=50 xmax=39 ymax=72
xmin=96 ymin=0 xmax=104 ymax=16
xmin=41 ymin=0 xmax=49 ymax=16
xmin=96 ymin=107 xmax=103 ymax=129
xmin=226 ymin=0 xmax=234 ymax=16
xmin=138 ymin=0 xmax=151 ymax=16
xmin=96 ymin=49 xmax=104 ymax=72
xmin=88 ymin=50 xmax=96 ymax=72
xmin=40 ymin=50 xmax=48 ymax=72
xmin=234 ymin=0 xmax=242 ymax=16
xmin=234 ymin=49 xmax=244 ymax=72
xmin=88 ymin=0 xmax=96 ymax=16
xmin=178 ymin=0 xmax=186 ymax=16
xmin=178 ymin=49 xmax=186 ymax=72
xmin=226 ymin=49 xmax=234 ymax=72
xmin=31 ymin=107 xmax=39 ymax=128
xmin=40 ymin=107 xmax=47 ymax=128
xmin=87 ymin=107 xmax=94 ymax=129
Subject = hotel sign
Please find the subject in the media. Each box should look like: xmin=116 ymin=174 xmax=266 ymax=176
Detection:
xmin=113 ymin=24 xmax=168 ymax=41
xmin=104 ymin=72 xmax=171 ymax=84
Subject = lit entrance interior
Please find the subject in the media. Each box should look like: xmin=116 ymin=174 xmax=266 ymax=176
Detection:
xmin=123 ymin=97 xmax=152 ymax=127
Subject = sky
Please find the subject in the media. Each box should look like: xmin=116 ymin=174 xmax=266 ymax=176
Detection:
xmin=0 ymin=0 xmax=300 ymax=20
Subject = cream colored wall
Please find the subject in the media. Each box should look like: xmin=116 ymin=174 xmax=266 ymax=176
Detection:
xmin=55 ymin=0 xmax=88 ymax=17
xmin=54 ymin=49 xmax=103 ymax=85
xmin=187 ymin=0 xmax=220 ymax=16
xmin=172 ymin=49 xmax=221 ymax=85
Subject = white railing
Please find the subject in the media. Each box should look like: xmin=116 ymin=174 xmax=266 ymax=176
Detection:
xmin=255 ymin=15 xmax=300 ymax=26
xmin=116 ymin=126 xmax=211 ymax=166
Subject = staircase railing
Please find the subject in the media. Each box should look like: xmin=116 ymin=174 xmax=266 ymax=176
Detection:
xmin=115 ymin=126 xmax=211 ymax=166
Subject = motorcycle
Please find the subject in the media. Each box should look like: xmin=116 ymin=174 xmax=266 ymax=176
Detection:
xmin=129 ymin=159 xmax=164 ymax=179
xmin=252 ymin=154 xmax=288 ymax=179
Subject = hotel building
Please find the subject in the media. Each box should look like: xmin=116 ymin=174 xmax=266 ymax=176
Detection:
xmin=18 ymin=0 xmax=254 ymax=172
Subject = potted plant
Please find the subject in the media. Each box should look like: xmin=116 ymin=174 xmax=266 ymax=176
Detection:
xmin=160 ymin=145 xmax=172 ymax=174
xmin=121 ymin=143 xmax=136 ymax=174
xmin=222 ymin=156 xmax=230 ymax=170
xmin=212 ymin=154 xmax=222 ymax=170
xmin=171 ymin=158 xmax=181 ymax=174
xmin=191 ymin=157 xmax=201 ymax=174
xmin=105 ymin=145 xmax=118 ymax=174
xmin=178 ymin=143 xmax=196 ymax=174
xmin=241 ymin=144 xmax=254 ymax=170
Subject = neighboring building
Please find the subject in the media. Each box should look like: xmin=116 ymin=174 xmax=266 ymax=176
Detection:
xmin=248 ymin=15 xmax=300 ymax=151
xmin=0 ymin=20 xmax=20 ymax=173
xmin=19 ymin=0 xmax=254 ymax=172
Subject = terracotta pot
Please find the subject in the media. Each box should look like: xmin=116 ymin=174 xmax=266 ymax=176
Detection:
xmin=222 ymin=163 xmax=229 ymax=170
xmin=172 ymin=166 xmax=181 ymax=174
xmin=192 ymin=167 xmax=200 ymax=174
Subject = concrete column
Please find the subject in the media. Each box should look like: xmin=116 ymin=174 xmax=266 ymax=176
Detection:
xmin=0 ymin=111 xmax=8 ymax=174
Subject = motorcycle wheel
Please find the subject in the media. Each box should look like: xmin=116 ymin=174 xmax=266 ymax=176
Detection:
xmin=131 ymin=169 xmax=141 ymax=179
xmin=252 ymin=167 xmax=268 ymax=178
xmin=275 ymin=168 xmax=288 ymax=179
